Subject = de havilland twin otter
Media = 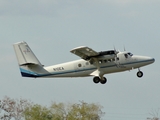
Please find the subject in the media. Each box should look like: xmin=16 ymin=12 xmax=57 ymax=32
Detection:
xmin=13 ymin=41 xmax=155 ymax=84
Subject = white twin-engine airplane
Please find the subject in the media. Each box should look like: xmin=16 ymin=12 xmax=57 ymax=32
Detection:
xmin=13 ymin=41 xmax=155 ymax=84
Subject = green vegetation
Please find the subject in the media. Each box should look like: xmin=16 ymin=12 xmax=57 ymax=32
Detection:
xmin=1 ymin=96 xmax=158 ymax=120
xmin=23 ymin=101 xmax=104 ymax=120
xmin=0 ymin=96 xmax=104 ymax=120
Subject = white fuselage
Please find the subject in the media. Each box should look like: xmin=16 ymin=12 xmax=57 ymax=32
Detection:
xmin=13 ymin=41 xmax=155 ymax=81
xmin=40 ymin=52 xmax=154 ymax=78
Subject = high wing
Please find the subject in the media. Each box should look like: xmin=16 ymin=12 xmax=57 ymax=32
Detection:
xmin=70 ymin=46 xmax=99 ymax=60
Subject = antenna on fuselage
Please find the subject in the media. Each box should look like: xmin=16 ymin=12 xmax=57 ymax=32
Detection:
xmin=123 ymin=45 xmax=126 ymax=51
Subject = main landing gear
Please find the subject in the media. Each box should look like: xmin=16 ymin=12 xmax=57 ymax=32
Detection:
xmin=137 ymin=68 xmax=143 ymax=78
xmin=93 ymin=69 xmax=144 ymax=84
xmin=93 ymin=76 xmax=107 ymax=84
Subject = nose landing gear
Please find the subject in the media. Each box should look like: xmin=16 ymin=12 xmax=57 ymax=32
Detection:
xmin=137 ymin=69 xmax=143 ymax=78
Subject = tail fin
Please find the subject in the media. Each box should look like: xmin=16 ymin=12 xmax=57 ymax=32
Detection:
xmin=13 ymin=41 xmax=42 ymax=66
xmin=13 ymin=41 xmax=45 ymax=77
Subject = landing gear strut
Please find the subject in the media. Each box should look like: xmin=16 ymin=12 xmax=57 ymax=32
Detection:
xmin=137 ymin=71 xmax=143 ymax=78
xmin=100 ymin=77 xmax=107 ymax=84
xmin=93 ymin=76 xmax=107 ymax=84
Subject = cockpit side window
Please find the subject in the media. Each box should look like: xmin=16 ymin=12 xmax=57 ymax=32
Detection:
xmin=124 ymin=54 xmax=128 ymax=58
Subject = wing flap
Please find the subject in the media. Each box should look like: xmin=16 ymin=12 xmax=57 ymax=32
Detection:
xmin=70 ymin=46 xmax=99 ymax=60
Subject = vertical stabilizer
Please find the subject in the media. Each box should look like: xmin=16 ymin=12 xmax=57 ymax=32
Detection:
xmin=13 ymin=41 xmax=47 ymax=77
xmin=13 ymin=41 xmax=42 ymax=66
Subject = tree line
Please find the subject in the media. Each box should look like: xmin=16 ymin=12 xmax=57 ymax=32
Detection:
xmin=0 ymin=96 xmax=159 ymax=120
xmin=0 ymin=96 xmax=104 ymax=120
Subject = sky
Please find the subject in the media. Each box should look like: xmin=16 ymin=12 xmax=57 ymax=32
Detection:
xmin=0 ymin=0 xmax=160 ymax=119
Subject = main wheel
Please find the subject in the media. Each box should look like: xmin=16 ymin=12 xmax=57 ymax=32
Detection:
xmin=100 ymin=77 xmax=107 ymax=84
xmin=93 ymin=77 xmax=100 ymax=84
xmin=137 ymin=71 xmax=143 ymax=78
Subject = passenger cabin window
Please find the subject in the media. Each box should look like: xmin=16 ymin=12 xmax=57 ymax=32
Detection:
xmin=99 ymin=60 xmax=102 ymax=64
xmin=104 ymin=60 xmax=107 ymax=63
xmin=108 ymin=59 xmax=111 ymax=62
xmin=78 ymin=64 xmax=82 ymax=67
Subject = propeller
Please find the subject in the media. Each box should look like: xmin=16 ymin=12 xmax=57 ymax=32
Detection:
xmin=113 ymin=46 xmax=119 ymax=64
xmin=114 ymin=46 xmax=119 ymax=55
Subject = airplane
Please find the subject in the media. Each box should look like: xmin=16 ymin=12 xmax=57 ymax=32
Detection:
xmin=13 ymin=41 xmax=155 ymax=84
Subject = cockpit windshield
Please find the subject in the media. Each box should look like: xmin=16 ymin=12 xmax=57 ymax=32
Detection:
xmin=124 ymin=52 xmax=133 ymax=58
xmin=128 ymin=52 xmax=133 ymax=56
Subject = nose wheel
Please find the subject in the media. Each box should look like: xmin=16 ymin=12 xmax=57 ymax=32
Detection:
xmin=137 ymin=71 xmax=143 ymax=78
xmin=93 ymin=76 xmax=107 ymax=84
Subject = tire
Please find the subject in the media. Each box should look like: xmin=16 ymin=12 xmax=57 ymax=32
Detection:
xmin=93 ymin=77 xmax=100 ymax=84
xmin=137 ymin=71 xmax=143 ymax=78
xmin=100 ymin=77 xmax=107 ymax=84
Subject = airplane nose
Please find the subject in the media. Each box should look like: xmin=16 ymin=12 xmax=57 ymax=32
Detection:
xmin=146 ymin=57 xmax=155 ymax=64
xmin=133 ymin=56 xmax=155 ymax=66
xmin=139 ymin=56 xmax=155 ymax=64
xmin=151 ymin=58 xmax=155 ymax=63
